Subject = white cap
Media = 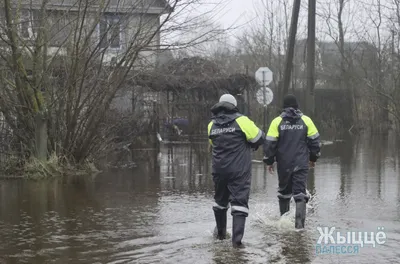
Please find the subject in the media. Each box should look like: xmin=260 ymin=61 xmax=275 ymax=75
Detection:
xmin=219 ymin=94 xmax=237 ymax=107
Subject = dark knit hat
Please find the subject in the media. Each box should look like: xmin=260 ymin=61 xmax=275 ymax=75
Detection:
xmin=283 ymin=94 xmax=298 ymax=109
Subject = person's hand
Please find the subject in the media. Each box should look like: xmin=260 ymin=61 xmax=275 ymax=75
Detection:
xmin=267 ymin=165 xmax=274 ymax=174
xmin=309 ymin=161 xmax=315 ymax=168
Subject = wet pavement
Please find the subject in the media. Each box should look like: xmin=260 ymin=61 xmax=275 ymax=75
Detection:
xmin=0 ymin=133 xmax=400 ymax=263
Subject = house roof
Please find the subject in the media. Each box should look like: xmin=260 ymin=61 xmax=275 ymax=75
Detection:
xmin=16 ymin=0 xmax=173 ymax=15
xmin=134 ymin=56 xmax=258 ymax=94
xmin=295 ymin=39 xmax=377 ymax=55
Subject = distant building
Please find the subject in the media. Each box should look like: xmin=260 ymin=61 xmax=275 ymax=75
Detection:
xmin=293 ymin=39 xmax=378 ymax=89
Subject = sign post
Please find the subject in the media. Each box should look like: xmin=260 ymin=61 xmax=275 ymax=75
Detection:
xmin=262 ymin=71 xmax=266 ymax=133
xmin=255 ymin=67 xmax=274 ymax=132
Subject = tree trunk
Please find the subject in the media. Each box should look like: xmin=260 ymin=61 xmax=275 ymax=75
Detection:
xmin=35 ymin=113 xmax=48 ymax=161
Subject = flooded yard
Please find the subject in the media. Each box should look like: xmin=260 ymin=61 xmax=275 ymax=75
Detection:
xmin=0 ymin=134 xmax=399 ymax=263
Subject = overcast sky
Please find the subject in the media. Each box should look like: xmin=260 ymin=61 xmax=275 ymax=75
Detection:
xmin=166 ymin=0 xmax=398 ymax=53
xmin=215 ymin=0 xmax=257 ymax=32
xmin=195 ymin=0 xmax=306 ymax=45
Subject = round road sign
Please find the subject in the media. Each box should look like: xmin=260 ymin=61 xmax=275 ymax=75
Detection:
xmin=256 ymin=87 xmax=273 ymax=106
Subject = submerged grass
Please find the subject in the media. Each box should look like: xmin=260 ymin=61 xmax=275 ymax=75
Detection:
xmin=0 ymin=152 xmax=100 ymax=179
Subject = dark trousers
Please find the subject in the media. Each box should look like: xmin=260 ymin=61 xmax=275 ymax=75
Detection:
xmin=212 ymin=171 xmax=251 ymax=216
xmin=277 ymin=168 xmax=309 ymax=202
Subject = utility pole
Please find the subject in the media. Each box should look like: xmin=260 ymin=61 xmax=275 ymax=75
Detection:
xmin=306 ymin=0 xmax=316 ymax=115
xmin=281 ymin=0 xmax=301 ymax=102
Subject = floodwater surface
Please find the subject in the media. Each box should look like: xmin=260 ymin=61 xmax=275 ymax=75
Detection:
xmin=0 ymin=133 xmax=400 ymax=264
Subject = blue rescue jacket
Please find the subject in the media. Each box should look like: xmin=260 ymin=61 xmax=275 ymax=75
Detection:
xmin=208 ymin=102 xmax=265 ymax=175
xmin=263 ymin=107 xmax=321 ymax=171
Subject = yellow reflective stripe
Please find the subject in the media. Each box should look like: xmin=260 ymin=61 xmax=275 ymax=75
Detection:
xmin=208 ymin=121 xmax=213 ymax=145
xmin=235 ymin=116 xmax=261 ymax=142
xmin=267 ymin=117 xmax=282 ymax=139
xmin=301 ymin=115 xmax=319 ymax=138
xmin=208 ymin=121 xmax=213 ymax=135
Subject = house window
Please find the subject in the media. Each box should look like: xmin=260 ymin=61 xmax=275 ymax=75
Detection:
xmin=19 ymin=10 xmax=32 ymax=39
xmin=99 ymin=15 xmax=122 ymax=49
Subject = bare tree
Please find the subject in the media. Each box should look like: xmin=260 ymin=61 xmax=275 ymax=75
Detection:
xmin=236 ymin=0 xmax=293 ymax=83
xmin=316 ymin=0 xmax=365 ymax=130
xmin=357 ymin=0 xmax=400 ymax=130
xmin=0 ymin=0 xmax=227 ymax=172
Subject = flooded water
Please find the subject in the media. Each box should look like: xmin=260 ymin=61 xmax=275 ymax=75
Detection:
xmin=0 ymin=133 xmax=400 ymax=263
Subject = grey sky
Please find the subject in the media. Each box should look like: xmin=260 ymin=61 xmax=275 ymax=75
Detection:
xmin=216 ymin=0 xmax=397 ymax=43
xmin=166 ymin=0 xmax=399 ymax=54
xmin=215 ymin=0 xmax=257 ymax=31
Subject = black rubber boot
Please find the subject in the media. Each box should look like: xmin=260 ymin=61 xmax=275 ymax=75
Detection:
xmin=213 ymin=208 xmax=227 ymax=240
xmin=232 ymin=215 xmax=246 ymax=248
xmin=295 ymin=200 xmax=307 ymax=229
xmin=279 ymin=198 xmax=291 ymax=216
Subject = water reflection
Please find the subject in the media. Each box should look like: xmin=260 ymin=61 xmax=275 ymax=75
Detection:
xmin=211 ymin=245 xmax=251 ymax=264
xmin=0 ymin=135 xmax=399 ymax=263
xmin=159 ymin=144 xmax=213 ymax=193
xmin=0 ymin=168 xmax=162 ymax=263
xmin=279 ymin=231 xmax=315 ymax=264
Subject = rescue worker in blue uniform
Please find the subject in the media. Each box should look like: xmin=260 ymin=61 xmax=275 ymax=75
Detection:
xmin=263 ymin=94 xmax=321 ymax=229
xmin=208 ymin=94 xmax=265 ymax=248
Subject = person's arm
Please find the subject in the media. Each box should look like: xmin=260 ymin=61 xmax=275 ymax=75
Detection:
xmin=235 ymin=116 xmax=265 ymax=150
xmin=302 ymin=116 xmax=321 ymax=162
xmin=263 ymin=117 xmax=281 ymax=165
